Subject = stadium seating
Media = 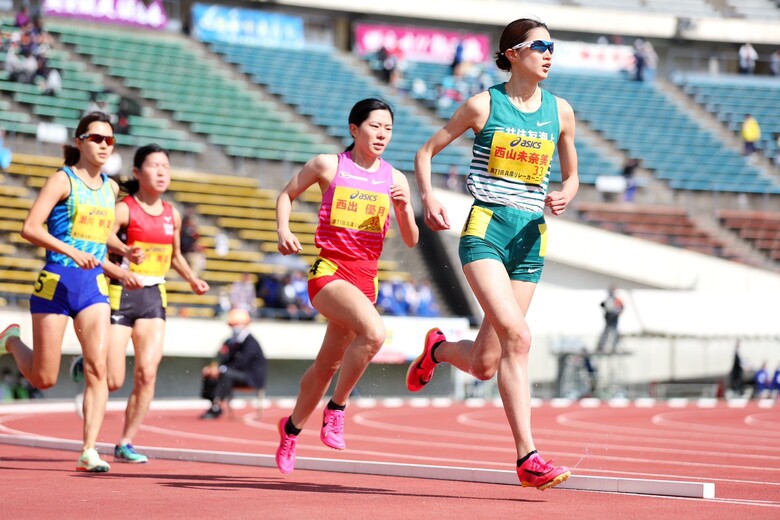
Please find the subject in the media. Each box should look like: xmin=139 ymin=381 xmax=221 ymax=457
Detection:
xmin=718 ymin=209 xmax=780 ymax=262
xmin=0 ymin=19 xmax=202 ymax=153
xmin=725 ymin=0 xmax=780 ymax=19
xmin=209 ymin=42 xmax=473 ymax=175
xmin=540 ymin=69 xmax=780 ymax=194
xmin=674 ymin=72 xmax=780 ymax=164
xmin=575 ymin=201 xmax=740 ymax=258
xmin=0 ymin=153 xmax=411 ymax=314
xmin=46 ymin=23 xmax=332 ymax=163
xmin=396 ymin=60 xmax=623 ymax=185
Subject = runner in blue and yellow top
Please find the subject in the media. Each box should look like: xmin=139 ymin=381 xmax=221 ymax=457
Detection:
xmin=0 ymin=112 xmax=142 ymax=473
xmin=407 ymin=18 xmax=579 ymax=491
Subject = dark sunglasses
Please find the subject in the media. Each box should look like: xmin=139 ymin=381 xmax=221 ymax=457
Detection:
xmin=78 ymin=133 xmax=115 ymax=146
xmin=509 ymin=40 xmax=555 ymax=54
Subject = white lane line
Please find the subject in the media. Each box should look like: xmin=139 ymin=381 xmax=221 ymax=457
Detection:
xmin=0 ymin=432 xmax=716 ymax=499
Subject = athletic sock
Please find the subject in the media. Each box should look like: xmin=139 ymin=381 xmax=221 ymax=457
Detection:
xmin=517 ymin=450 xmax=538 ymax=467
xmin=326 ymin=399 xmax=346 ymax=411
xmin=285 ymin=416 xmax=302 ymax=436
xmin=430 ymin=341 xmax=444 ymax=364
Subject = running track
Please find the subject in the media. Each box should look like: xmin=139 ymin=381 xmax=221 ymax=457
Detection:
xmin=1 ymin=397 xmax=778 ymax=519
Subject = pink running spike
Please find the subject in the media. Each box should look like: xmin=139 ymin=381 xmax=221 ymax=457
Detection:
xmin=516 ymin=452 xmax=571 ymax=490
xmin=275 ymin=417 xmax=298 ymax=475
xmin=406 ymin=328 xmax=446 ymax=392
xmin=320 ymin=408 xmax=346 ymax=450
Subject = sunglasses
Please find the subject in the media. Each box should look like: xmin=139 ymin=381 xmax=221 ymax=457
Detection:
xmin=78 ymin=133 xmax=115 ymax=146
xmin=509 ymin=40 xmax=555 ymax=54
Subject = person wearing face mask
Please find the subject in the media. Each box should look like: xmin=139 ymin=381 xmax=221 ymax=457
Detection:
xmin=200 ymin=308 xmax=267 ymax=419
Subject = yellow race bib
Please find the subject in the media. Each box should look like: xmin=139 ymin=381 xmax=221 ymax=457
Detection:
xmin=329 ymin=186 xmax=389 ymax=233
xmin=71 ymin=204 xmax=114 ymax=243
xmin=129 ymin=241 xmax=173 ymax=277
xmin=487 ymin=132 xmax=554 ymax=185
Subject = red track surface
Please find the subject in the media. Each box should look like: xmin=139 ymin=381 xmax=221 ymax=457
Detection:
xmin=1 ymin=399 xmax=779 ymax=519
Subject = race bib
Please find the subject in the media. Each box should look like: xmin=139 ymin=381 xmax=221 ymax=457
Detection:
xmin=130 ymin=241 xmax=173 ymax=277
xmin=330 ymin=186 xmax=389 ymax=233
xmin=71 ymin=204 xmax=114 ymax=243
xmin=487 ymin=132 xmax=554 ymax=185
xmin=32 ymin=269 xmax=61 ymax=301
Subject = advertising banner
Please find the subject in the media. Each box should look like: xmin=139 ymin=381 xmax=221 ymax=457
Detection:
xmin=192 ymin=3 xmax=304 ymax=48
xmin=43 ymin=0 xmax=168 ymax=29
xmin=355 ymin=23 xmax=490 ymax=64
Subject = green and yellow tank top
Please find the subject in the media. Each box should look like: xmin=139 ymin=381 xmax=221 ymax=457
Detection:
xmin=467 ymin=83 xmax=560 ymax=213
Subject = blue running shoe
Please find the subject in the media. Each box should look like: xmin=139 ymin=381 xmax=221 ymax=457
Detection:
xmin=114 ymin=444 xmax=148 ymax=463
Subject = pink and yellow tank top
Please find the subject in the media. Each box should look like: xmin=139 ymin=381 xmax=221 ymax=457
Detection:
xmin=315 ymin=151 xmax=394 ymax=262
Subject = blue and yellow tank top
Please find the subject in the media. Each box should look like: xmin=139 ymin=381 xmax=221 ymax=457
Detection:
xmin=467 ymin=83 xmax=560 ymax=213
xmin=46 ymin=166 xmax=115 ymax=267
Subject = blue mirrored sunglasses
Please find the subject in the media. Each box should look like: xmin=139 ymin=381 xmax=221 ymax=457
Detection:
xmin=509 ymin=40 xmax=555 ymax=54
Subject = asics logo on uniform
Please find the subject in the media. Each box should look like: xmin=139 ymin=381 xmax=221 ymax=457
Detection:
xmin=536 ymin=121 xmax=552 ymax=127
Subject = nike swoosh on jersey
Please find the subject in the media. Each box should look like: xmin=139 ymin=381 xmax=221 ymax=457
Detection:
xmin=536 ymin=121 xmax=552 ymax=127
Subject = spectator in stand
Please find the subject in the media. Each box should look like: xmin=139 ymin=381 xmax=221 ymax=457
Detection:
xmin=0 ymin=127 xmax=12 ymax=172
xmin=29 ymin=16 xmax=53 ymax=56
xmin=622 ymin=157 xmax=640 ymax=202
xmin=416 ymin=279 xmax=440 ymax=317
xmin=4 ymin=43 xmax=23 ymax=82
xmin=376 ymin=46 xmax=393 ymax=83
xmin=770 ymin=363 xmax=780 ymax=399
xmin=451 ymin=39 xmax=465 ymax=76
xmin=230 ymin=272 xmax=257 ymax=315
xmin=85 ymin=93 xmax=118 ymax=125
xmin=642 ymin=41 xmax=658 ymax=82
xmin=774 ymin=133 xmax=780 ymax=168
xmin=180 ymin=209 xmax=206 ymax=276
xmin=741 ymin=114 xmax=761 ymax=157
xmin=256 ymin=273 xmax=283 ymax=313
xmin=770 ymin=50 xmax=780 ymax=77
xmin=214 ymin=230 xmax=230 ymax=257
xmin=15 ymin=6 xmax=31 ymax=28
xmin=738 ymin=42 xmax=758 ymax=75
xmin=727 ymin=340 xmax=744 ymax=397
xmin=754 ymin=362 xmax=770 ymax=399
xmin=39 ymin=65 xmax=62 ymax=96
xmin=632 ymin=39 xmax=646 ymax=81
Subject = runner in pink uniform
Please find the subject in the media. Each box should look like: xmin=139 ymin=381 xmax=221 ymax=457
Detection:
xmin=274 ymin=98 xmax=419 ymax=474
